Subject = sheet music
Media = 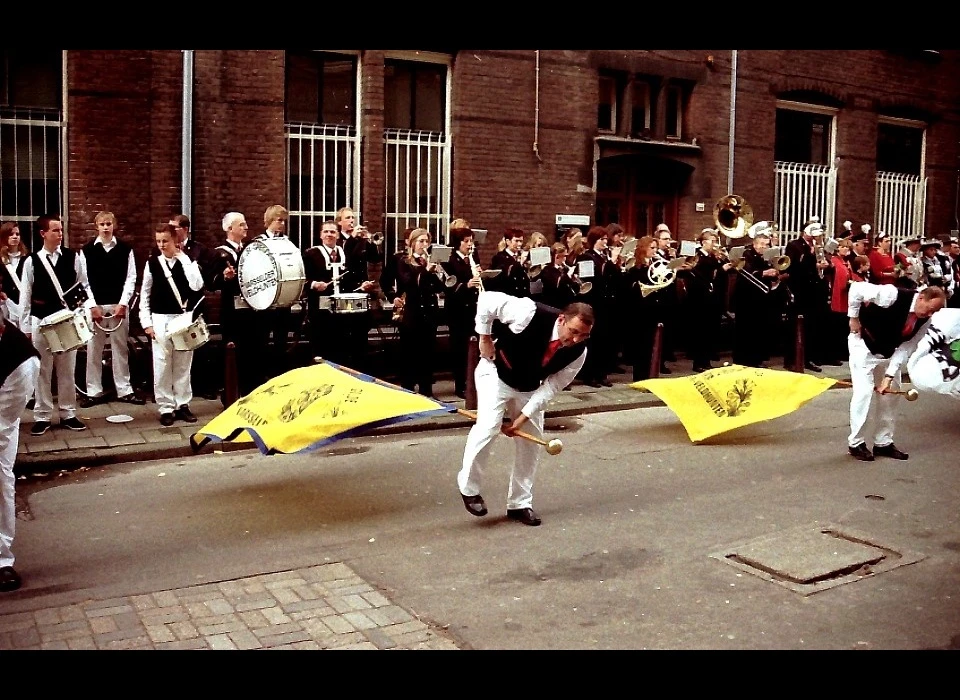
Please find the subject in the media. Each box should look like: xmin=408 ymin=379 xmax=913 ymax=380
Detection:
xmin=529 ymin=246 xmax=551 ymax=267
xmin=578 ymin=259 xmax=595 ymax=278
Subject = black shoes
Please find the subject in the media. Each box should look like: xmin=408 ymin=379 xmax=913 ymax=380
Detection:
xmin=805 ymin=362 xmax=823 ymax=372
xmin=0 ymin=566 xmax=22 ymax=592
xmin=659 ymin=365 xmax=672 ymax=375
xmin=461 ymin=493 xmax=488 ymax=517
xmin=848 ymin=443 xmax=875 ymax=461
xmin=160 ymin=413 xmax=176 ymax=427
xmin=62 ymin=417 xmax=87 ymax=431
xmin=586 ymin=379 xmax=602 ymax=388
xmin=80 ymin=394 xmax=107 ymax=408
xmin=507 ymin=507 xmax=542 ymax=527
xmin=874 ymin=443 xmax=909 ymax=460
xmin=118 ymin=393 xmax=146 ymax=405
xmin=175 ymin=405 xmax=198 ymax=423
xmin=30 ymin=421 xmax=51 ymax=437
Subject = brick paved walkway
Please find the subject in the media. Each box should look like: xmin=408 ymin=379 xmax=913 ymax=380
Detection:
xmin=0 ymin=562 xmax=460 ymax=650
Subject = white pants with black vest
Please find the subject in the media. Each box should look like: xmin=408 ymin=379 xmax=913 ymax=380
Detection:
xmin=847 ymin=333 xmax=898 ymax=449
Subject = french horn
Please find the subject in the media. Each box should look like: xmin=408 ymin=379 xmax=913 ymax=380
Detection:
xmin=714 ymin=194 xmax=753 ymax=239
xmin=638 ymin=258 xmax=677 ymax=298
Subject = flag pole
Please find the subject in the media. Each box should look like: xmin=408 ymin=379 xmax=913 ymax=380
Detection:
xmin=456 ymin=408 xmax=563 ymax=455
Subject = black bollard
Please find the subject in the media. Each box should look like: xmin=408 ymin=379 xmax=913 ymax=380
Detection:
xmin=224 ymin=342 xmax=239 ymax=406
xmin=649 ymin=322 xmax=664 ymax=379
xmin=789 ymin=314 xmax=805 ymax=373
xmin=465 ymin=336 xmax=480 ymax=410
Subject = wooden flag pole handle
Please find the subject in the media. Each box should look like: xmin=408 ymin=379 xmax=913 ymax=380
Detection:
xmin=832 ymin=378 xmax=918 ymax=400
xmin=457 ymin=408 xmax=563 ymax=455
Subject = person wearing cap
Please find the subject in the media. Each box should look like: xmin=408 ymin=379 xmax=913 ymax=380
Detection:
xmin=847 ymin=231 xmax=869 ymax=264
xmin=784 ymin=218 xmax=831 ymax=371
xmin=846 ymin=282 xmax=947 ymax=461
xmin=732 ymin=229 xmax=779 ymax=368
xmin=894 ymin=236 xmax=923 ymax=289
xmin=919 ymin=238 xmax=955 ymax=300
xmin=867 ymin=232 xmax=897 ymax=285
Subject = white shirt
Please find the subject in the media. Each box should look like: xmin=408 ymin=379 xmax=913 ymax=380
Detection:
xmin=848 ymin=281 xmax=924 ymax=376
xmin=78 ymin=236 xmax=137 ymax=307
xmin=474 ymin=290 xmax=587 ymax=418
xmin=18 ymin=247 xmax=92 ymax=324
xmin=139 ymin=252 xmax=205 ymax=329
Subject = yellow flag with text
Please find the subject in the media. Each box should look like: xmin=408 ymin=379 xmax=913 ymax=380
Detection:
xmin=631 ymin=364 xmax=838 ymax=443
xmin=191 ymin=361 xmax=457 ymax=455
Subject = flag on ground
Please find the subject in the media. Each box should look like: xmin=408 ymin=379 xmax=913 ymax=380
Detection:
xmin=631 ymin=364 xmax=838 ymax=443
xmin=190 ymin=360 xmax=458 ymax=455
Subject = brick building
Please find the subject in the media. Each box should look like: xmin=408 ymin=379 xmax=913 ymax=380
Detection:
xmin=3 ymin=48 xmax=958 ymax=281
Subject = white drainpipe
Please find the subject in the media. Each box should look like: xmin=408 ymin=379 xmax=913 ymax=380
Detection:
xmin=181 ymin=50 xmax=194 ymax=219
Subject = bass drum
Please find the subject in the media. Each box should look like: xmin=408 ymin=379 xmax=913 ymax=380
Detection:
xmin=238 ymin=237 xmax=306 ymax=311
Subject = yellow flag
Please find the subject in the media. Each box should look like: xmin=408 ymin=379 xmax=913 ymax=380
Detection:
xmin=191 ymin=361 xmax=456 ymax=455
xmin=631 ymin=364 xmax=838 ymax=443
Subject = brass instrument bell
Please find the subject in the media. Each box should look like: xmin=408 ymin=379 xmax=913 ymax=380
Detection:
xmin=714 ymin=194 xmax=754 ymax=239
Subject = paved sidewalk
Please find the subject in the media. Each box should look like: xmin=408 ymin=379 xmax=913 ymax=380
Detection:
xmin=14 ymin=355 xmax=854 ymax=476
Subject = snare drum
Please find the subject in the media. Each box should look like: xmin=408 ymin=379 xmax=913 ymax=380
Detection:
xmin=238 ymin=237 xmax=306 ymax=310
xmin=330 ymin=293 xmax=370 ymax=314
xmin=38 ymin=309 xmax=93 ymax=354
xmin=167 ymin=313 xmax=210 ymax=351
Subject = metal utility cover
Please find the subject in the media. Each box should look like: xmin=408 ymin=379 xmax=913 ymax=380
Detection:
xmin=710 ymin=523 xmax=926 ymax=595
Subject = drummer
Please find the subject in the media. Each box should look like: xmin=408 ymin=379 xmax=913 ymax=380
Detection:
xmin=303 ymin=220 xmax=376 ymax=369
xmin=19 ymin=214 xmax=97 ymax=436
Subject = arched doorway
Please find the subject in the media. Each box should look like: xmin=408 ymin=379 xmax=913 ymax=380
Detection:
xmin=594 ymin=154 xmax=693 ymax=238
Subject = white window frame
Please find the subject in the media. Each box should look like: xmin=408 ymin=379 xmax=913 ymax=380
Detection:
xmin=875 ymin=115 xmax=927 ymax=250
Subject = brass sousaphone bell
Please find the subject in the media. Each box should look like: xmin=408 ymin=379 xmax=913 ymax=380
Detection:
xmin=714 ymin=194 xmax=754 ymax=239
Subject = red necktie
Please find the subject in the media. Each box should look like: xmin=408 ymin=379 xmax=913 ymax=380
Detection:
xmin=330 ymin=249 xmax=339 ymax=262
xmin=418 ymin=256 xmax=427 ymax=266
xmin=902 ymin=312 xmax=917 ymax=338
xmin=542 ymin=339 xmax=562 ymax=366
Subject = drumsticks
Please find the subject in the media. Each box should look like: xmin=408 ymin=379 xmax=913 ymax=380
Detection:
xmin=457 ymin=408 xmax=563 ymax=455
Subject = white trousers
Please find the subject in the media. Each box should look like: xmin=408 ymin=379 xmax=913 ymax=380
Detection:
xmin=30 ymin=317 xmax=78 ymax=422
xmin=847 ymin=333 xmax=898 ymax=449
xmin=458 ymin=357 xmax=544 ymax=510
xmin=150 ymin=313 xmax=194 ymax=414
xmin=85 ymin=303 xmax=133 ymax=397
xmin=1 ymin=356 xmax=40 ymax=568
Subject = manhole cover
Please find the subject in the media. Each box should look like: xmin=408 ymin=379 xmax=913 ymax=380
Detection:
xmin=710 ymin=523 xmax=925 ymax=595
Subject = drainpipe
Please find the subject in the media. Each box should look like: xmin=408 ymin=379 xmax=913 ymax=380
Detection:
xmin=533 ymin=50 xmax=543 ymax=163
xmin=181 ymin=50 xmax=194 ymax=220
xmin=727 ymin=50 xmax=737 ymax=193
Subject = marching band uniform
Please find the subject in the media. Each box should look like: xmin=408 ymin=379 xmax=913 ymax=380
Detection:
xmin=487 ymin=247 xmax=531 ymax=299
xmin=1 ymin=249 xmax=27 ymax=328
xmin=732 ymin=245 xmax=779 ymax=368
xmin=80 ymin=232 xmax=140 ymax=405
xmin=539 ymin=258 xmax=578 ymax=311
xmin=457 ymin=291 xmax=590 ymax=526
xmin=395 ymin=250 xmax=446 ymax=396
xmin=248 ymin=228 xmax=297 ymax=386
xmin=626 ymin=257 xmax=668 ymax=381
xmin=785 ymin=223 xmax=829 ymax=370
xmin=682 ymin=246 xmax=728 ymax=372
xmin=209 ymin=236 xmax=257 ymax=398
xmin=894 ymin=237 xmax=923 ymax=289
xmin=20 ymin=236 xmax=94 ymax=434
xmin=576 ymin=239 xmax=618 ymax=386
xmin=442 ymin=244 xmax=481 ymax=399
xmin=919 ymin=240 xmax=955 ymax=300
xmin=846 ymin=283 xmax=945 ymax=460
xmin=140 ymin=248 xmax=204 ymax=425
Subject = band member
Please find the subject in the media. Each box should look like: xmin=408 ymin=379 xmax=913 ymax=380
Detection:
xmin=846 ymin=283 xmax=946 ymax=461
xmin=302 ymin=220 xmax=376 ymax=371
xmin=732 ymin=230 xmax=779 ymax=368
xmin=79 ymin=211 xmax=143 ymax=407
xmin=523 ymin=231 xmax=549 ymax=304
xmin=335 ymin=206 xmax=381 ymax=290
xmin=457 ymin=291 xmax=594 ymax=527
xmin=248 ymin=205 xmax=297 ymax=387
xmin=0 ymin=315 xmax=40 ymax=592
xmin=919 ymin=238 xmax=955 ymax=301
xmin=894 ymin=236 xmax=923 ymax=289
xmin=785 ymin=218 xmax=831 ymax=371
xmin=208 ymin=211 xmax=255 ymax=399
xmin=681 ymin=228 xmax=733 ymax=372
xmin=625 ymin=235 xmax=667 ymax=381
xmin=540 ymin=243 xmax=579 ymax=310
xmin=442 ymin=227 xmax=482 ymax=399
xmin=653 ymin=224 xmax=679 ymax=371
xmin=0 ymin=222 xmax=29 ymax=328
xmin=395 ymin=228 xmax=447 ymax=397
xmin=867 ymin=231 xmax=897 ymax=285
xmin=827 ymin=238 xmax=857 ymax=364
xmin=576 ymin=225 xmax=619 ymax=386
xmin=139 ymin=223 xmax=205 ymax=426
xmin=487 ymin=228 xmax=530 ymax=298
xmin=19 ymin=215 xmax=96 ymax=436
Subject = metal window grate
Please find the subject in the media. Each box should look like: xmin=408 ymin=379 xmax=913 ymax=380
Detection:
xmin=284 ymin=122 xmax=361 ymax=250
xmin=875 ymin=171 xmax=926 ymax=250
xmin=0 ymin=107 xmax=64 ymax=247
xmin=773 ymin=161 xmax=837 ymax=244
xmin=383 ymin=128 xmax=451 ymax=253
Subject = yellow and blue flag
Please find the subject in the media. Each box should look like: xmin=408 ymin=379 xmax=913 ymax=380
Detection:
xmin=631 ymin=364 xmax=838 ymax=443
xmin=191 ymin=361 xmax=458 ymax=455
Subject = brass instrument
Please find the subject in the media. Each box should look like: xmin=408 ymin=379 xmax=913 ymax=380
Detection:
xmin=564 ymin=263 xmax=592 ymax=295
xmin=717 ymin=245 xmax=746 ymax=270
xmin=732 ymin=246 xmax=774 ymax=295
xmin=620 ymin=238 xmax=638 ymax=270
xmin=638 ymin=258 xmax=677 ymax=298
xmin=714 ymin=194 xmax=753 ymax=239
xmin=428 ymin=251 xmax=458 ymax=288
xmin=762 ymin=246 xmax=792 ymax=290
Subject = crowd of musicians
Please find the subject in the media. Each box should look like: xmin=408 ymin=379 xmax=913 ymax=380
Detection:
xmin=3 ymin=205 xmax=960 ymax=436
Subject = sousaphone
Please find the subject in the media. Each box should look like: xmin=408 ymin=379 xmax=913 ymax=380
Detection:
xmin=714 ymin=194 xmax=754 ymax=239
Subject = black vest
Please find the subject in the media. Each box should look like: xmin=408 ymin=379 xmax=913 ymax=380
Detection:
xmin=860 ymin=289 xmax=927 ymax=358
xmin=83 ymin=238 xmax=132 ymax=305
xmin=29 ymin=248 xmax=78 ymax=320
xmin=147 ymin=255 xmax=192 ymax=314
xmin=1 ymin=254 xmax=27 ymax=304
xmin=0 ymin=320 xmax=40 ymax=386
xmin=493 ymin=302 xmax=586 ymax=392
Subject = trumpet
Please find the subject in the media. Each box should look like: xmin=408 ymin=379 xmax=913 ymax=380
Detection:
xmin=564 ymin=263 xmax=592 ymax=295
xmin=369 ymin=232 xmax=384 ymax=247
xmin=428 ymin=252 xmax=458 ymax=288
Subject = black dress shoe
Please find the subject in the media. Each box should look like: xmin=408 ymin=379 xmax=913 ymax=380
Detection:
xmin=874 ymin=443 xmax=909 ymax=460
xmin=30 ymin=421 xmax=51 ymax=437
xmin=461 ymin=493 xmax=488 ymax=517
xmin=80 ymin=395 xmax=106 ymax=408
xmin=175 ymin=405 xmax=198 ymax=423
xmin=61 ymin=417 xmax=87 ymax=431
xmin=804 ymin=362 xmax=823 ymax=372
xmin=848 ymin=443 xmax=875 ymax=461
xmin=0 ymin=565 xmax=22 ymax=592
xmin=507 ymin=507 xmax=541 ymax=526
xmin=586 ymin=379 xmax=603 ymax=388
xmin=118 ymin=393 xmax=146 ymax=406
xmin=159 ymin=413 xmax=176 ymax=427
xmin=599 ymin=378 xmax=613 ymax=387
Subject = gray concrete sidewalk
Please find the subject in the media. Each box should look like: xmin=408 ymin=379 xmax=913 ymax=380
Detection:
xmin=14 ymin=355 xmax=853 ymax=476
